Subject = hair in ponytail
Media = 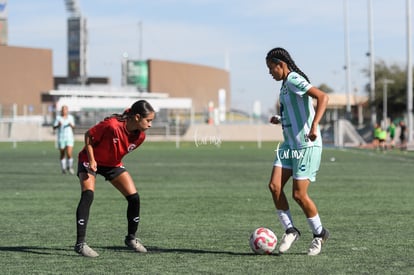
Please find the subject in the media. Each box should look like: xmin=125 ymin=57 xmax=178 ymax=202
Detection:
xmin=107 ymin=100 xmax=155 ymax=121
xmin=266 ymin=47 xmax=310 ymax=83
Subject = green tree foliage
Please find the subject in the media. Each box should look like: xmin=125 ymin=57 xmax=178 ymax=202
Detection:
xmin=364 ymin=60 xmax=411 ymax=121
xmin=318 ymin=83 xmax=335 ymax=93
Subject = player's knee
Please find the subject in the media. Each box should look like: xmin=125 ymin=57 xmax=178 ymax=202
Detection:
xmin=126 ymin=193 xmax=140 ymax=207
xmin=268 ymin=181 xmax=280 ymax=195
xmin=292 ymin=191 xmax=304 ymax=205
xmin=80 ymin=189 xmax=94 ymax=207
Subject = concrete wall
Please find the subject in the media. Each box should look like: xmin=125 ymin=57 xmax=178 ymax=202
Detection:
xmin=0 ymin=121 xmax=53 ymax=141
xmin=182 ymin=124 xmax=283 ymax=143
xmin=0 ymin=122 xmax=283 ymax=143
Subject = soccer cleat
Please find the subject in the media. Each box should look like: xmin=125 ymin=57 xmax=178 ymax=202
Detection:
xmin=68 ymin=168 xmax=75 ymax=175
xmin=74 ymin=242 xmax=99 ymax=257
xmin=278 ymin=227 xmax=301 ymax=254
xmin=124 ymin=236 xmax=147 ymax=253
xmin=307 ymin=228 xmax=330 ymax=256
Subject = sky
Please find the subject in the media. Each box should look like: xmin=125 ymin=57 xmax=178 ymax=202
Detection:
xmin=5 ymin=0 xmax=413 ymax=114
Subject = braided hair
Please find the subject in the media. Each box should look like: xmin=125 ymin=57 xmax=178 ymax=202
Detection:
xmin=266 ymin=47 xmax=310 ymax=83
xmin=107 ymin=100 xmax=155 ymax=121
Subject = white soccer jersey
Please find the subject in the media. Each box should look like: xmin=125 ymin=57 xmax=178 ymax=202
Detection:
xmin=54 ymin=114 xmax=75 ymax=141
xmin=279 ymin=72 xmax=322 ymax=149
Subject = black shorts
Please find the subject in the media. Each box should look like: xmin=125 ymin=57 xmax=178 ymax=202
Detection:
xmin=77 ymin=161 xmax=127 ymax=181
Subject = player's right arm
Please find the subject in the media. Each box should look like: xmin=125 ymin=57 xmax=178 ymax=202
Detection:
xmin=52 ymin=117 xmax=62 ymax=130
xmin=306 ymin=86 xmax=329 ymax=141
xmin=84 ymin=130 xmax=97 ymax=172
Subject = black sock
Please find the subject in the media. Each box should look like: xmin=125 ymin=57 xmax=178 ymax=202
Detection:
xmin=314 ymin=228 xmax=326 ymax=238
xmin=76 ymin=190 xmax=94 ymax=244
xmin=126 ymin=193 xmax=140 ymax=238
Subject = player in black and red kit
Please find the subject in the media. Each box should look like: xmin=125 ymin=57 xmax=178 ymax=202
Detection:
xmin=74 ymin=100 xmax=155 ymax=257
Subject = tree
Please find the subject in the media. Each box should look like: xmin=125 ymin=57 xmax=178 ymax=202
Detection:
xmin=363 ymin=60 xmax=411 ymax=122
xmin=318 ymin=83 xmax=335 ymax=94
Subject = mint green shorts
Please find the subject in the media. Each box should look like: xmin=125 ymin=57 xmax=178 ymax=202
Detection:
xmin=57 ymin=139 xmax=74 ymax=149
xmin=273 ymin=144 xmax=322 ymax=182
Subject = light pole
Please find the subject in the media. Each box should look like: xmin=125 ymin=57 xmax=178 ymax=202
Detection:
xmin=406 ymin=0 xmax=413 ymax=142
xmin=138 ymin=21 xmax=143 ymax=60
xmin=382 ymin=79 xmax=394 ymax=129
xmin=344 ymin=0 xmax=352 ymax=119
xmin=368 ymin=0 xmax=376 ymax=126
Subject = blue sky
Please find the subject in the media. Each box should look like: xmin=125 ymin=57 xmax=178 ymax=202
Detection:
xmin=6 ymin=0 xmax=412 ymax=114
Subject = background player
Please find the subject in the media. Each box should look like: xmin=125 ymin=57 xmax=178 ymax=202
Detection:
xmin=53 ymin=105 xmax=75 ymax=174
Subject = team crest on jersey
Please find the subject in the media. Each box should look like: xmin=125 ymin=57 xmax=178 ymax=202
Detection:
xmin=128 ymin=144 xmax=137 ymax=152
xmin=297 ymin=80 xmax=308 ymax=90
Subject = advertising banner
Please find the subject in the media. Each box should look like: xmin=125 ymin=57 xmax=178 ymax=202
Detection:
xmin=68 ymin=17 xmax=81 ymax=78
xmin=126 ymin=60 xmax=148 ymax=91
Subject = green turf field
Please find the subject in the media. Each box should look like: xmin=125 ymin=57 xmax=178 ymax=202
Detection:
xmin=0 ymin=141 xmax=413 ymax=274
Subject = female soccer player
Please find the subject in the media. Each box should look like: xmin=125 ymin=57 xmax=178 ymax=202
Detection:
xmin=74 ymin=100 xmax=155 ymax=257
xmin=266 ymin=47 xmax=330 ymax=256
xmin=399 ymin=120 xmax=407 ymax=151
xmin=53 ymin=105 xmax=75 ymax=174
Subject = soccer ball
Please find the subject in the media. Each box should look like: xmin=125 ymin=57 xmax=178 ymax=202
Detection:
xmin=249 ymin=227 xmax=277 ymax=255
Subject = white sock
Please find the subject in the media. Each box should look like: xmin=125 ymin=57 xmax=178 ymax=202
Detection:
xmin=307 ymin=214 xmax=323 ymax=235
xmin=277 ymin=210 xmax=294 ymax=231
xmin=61 ymin=159 xmax=67 ymax=170
xmin=67 ymin=158 xmax=73 ymax=169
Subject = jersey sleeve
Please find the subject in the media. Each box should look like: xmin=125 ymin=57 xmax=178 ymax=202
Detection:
xmin=287 ymin=72 xmax=312 ymax=96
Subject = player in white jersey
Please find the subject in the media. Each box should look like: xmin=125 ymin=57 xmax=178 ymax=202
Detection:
xmin=266 ymin=47 xmax=330 ymax=256
xmin=53 ymin=105 xmax=75 ymax=174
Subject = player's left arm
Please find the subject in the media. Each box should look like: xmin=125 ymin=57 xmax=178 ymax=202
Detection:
xmin=68 ymin=115 xmax=75 ymax=129
xmin=307 ymin=86 xmax=329 ymax=141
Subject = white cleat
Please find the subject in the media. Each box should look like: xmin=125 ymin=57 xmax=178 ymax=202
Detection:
xmin=308 ymin=228 xmax=330 ymax=256
xmin=278 ymin=227 xmax=301 ymax=254
xmin=125 ymin=237 xmax=147 ymax=253
xmin=74 ymin=242 xmax=99 ymax=258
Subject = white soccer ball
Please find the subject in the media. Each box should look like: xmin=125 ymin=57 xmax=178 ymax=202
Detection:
xmin=249 ymin=227 xmax=278 ymax=255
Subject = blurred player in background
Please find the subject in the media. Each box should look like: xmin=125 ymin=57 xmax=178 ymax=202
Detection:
xmin=74 ymin=100 xmax=155 ymax=257
xmin=387 ymin=121 xmax=396 ymax=149
xmin=399 ymin=120 xmax=407 ymax=151
xmin=373 ymin=123 xmax=382 ymax=150
xmin=53 ymin=105 xmax=75 ymax=174
xmin=266 ymin=47 xmax=330 ymax=256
